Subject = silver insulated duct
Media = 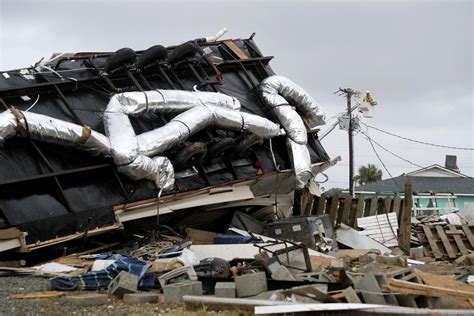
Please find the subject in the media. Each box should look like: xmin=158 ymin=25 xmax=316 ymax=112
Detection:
xmin=104 ymin=90 xmax=282 ymax=189
xmin=259 ymin=75 xmax=326 ymax=189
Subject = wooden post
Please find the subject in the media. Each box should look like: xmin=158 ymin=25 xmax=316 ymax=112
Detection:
xmin=399 ymin=179 xmax=412 ymax=253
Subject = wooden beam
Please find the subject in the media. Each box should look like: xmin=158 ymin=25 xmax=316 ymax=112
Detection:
xmin=435 ymin=225 xmax=456 ymax=259
xmin=351 ymin=195 xmax=365 ymax=228
xmin=421 ymin=225 xmax=443 ymax=259
xmin=314 ymin=193 xmax=326 ymax=216
xmin=341 ymin=194 xmax=352 ymax=226
xmin=367 ymin=195 xmax=378 ymax=216
xmin=328 ymin=193 xmax=340 ymax=228
xmin=398 ymin=180 xmax=412 ymax=253
xmin=461 ymin=224 xmax=474 ymax=248
xmin=448 ymin=225 xmax=468 ymax=255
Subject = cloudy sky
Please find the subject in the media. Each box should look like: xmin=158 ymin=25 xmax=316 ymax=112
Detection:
xmin=1 ymin=0 xmax=472 ymax=189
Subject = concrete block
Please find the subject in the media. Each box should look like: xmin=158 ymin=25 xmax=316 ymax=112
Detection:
xmin=271 ymin=265 xmax=296 ymax=281
xmin=409 ymin=247 xmax=424 ymax=259
xmin=123 ymin=292 xmax=160 ymax=304
xmin=375 ymin=255 xmax=407 ymax=267
xmin=342 ymin=287 xmax=361 ymax=303
xmin=64 ymin=294 xmax=108 ymax=306
xmin=359 ymin=253 xmax=377 ymax=264
xmin=355 ymin=273 xmax=393 ymax=305
xmin=163 ymin=281 xmax=202 ymax=302
xmin=108 ymin=271 xmax=139 ymax=298
xmin=235 ymin=272 xmax=267 ymax=297
xmin=214 ymin=282 xmax=236 ymax=298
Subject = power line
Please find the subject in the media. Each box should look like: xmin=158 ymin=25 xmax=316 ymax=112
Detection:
xmin=363 ymin=123 xmax=474 ymax=151
xmin=361 ymin=132 xmax=424 ymax=169
xmin=364 ymin=131 xmax=403 ymax=191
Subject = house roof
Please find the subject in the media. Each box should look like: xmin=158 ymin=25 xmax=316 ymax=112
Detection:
xmin=355 ymin=175 xmax=474 ymax=194
xmin=406 ymin=164 xmax=468 ymax=178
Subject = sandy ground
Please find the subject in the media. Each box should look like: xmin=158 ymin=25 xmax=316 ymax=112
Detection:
xmin=0 ymin=276 xmax=212 ymax=315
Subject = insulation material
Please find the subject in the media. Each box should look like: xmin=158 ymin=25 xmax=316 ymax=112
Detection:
xmin=105 ymin=91 xmax=282 ymax=188
xmin=259 ymin=75 xmax=326 ymax=189
xmin=0 ymin=89 xmax=281 ymax=190
xmin=286 ymin=138 xmax=312 ymax=190
xmin=0 ymin=109 xmax=110 ymax=156
xmin=259 ymin=75 xmax=326 ymax=129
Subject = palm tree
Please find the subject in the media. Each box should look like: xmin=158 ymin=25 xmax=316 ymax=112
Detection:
xmin=354 ymin=164 xmax=382 ymax=185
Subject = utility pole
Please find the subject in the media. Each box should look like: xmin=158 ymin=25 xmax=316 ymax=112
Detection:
xmin=336 ymin=88 xmax=360 ymax=197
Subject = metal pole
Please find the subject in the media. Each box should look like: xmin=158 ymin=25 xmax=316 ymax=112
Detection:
xmin=347 ymin=92 xmax=354 ymax=197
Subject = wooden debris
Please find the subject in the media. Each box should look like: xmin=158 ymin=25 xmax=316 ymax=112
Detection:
xmin=12 ymin=291 xmax=66 ymax=299
xmin=415 ymin=224 xmax=473 ymax=260
xmin=385 ymin=278 xmax=474 ymax=307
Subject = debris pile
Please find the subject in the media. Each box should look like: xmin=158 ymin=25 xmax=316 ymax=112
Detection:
xmin=2 ymin=208 xmax=472 ymax=314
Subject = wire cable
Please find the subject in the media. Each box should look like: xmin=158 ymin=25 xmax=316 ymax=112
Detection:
xmin=363 ymin=123 xmax=474 ymax=151
xmin=362 ymin=132 xmax=424 ymax=169
xmin=362 ymin=131 xmax=403 ymax=191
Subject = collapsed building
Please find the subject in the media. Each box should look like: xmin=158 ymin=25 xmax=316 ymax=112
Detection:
xmin=0 ymin=31 xmax=338 ymax=253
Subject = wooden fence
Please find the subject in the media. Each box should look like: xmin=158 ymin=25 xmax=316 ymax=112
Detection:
xmin=297 ymin=192 xmax=404 ymax=229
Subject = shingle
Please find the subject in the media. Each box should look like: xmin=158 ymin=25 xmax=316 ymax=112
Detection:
xmin=355 ymin=176 xmax=474 ymax=194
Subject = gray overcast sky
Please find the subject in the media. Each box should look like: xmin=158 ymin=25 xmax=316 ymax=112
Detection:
xmin=1 ymin=0 xmax=472 ymax=189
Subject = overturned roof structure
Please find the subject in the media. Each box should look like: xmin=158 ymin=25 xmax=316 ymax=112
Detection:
xmin=0 ymin=32 xmax=337 ymax=252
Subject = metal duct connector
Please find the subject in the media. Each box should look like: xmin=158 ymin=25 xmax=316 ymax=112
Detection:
xmin=0 ymin=109 xmax=110 ymax=156
xmin=259 ymin=75 xmax=326 ymax=129
xmin=258 ymin=75 xmax=326 ymax=189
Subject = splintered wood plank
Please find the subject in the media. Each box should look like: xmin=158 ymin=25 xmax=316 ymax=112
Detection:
xmin=421 ymin=225 xmax=442 ymax=259
xmin=448 ymin=225 xmax=468 ymax=255
xmin=352 ymin=195 xmax=365 ymax=228
xmin=335 ymin=198 xmax=345 ymax=227
xmin=328 ymin=194 xmax=339 ymax=228
xmin=223 ymin=41 xmax=249 ymax=60
xmin=392 ymin=196 xmax=401 ymax=218
xmin=435 ymin=225 xmax=456 ymax=259
xmin=341 ymin=194 xmax=352 ymax=226
xmin=314 ymin=193 xmax=326 ymax=216
xmin=461 ymin=224 xmax=474 ymax=249
xmin=367 ymin=195 xmax=378 ymax=216
xmin=384 ymin=196 xmax=393 ymax=213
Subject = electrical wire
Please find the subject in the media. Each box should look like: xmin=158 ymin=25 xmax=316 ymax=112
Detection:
xmin=363 ymin=131 xmax=403 ymax=191
xmin=363 ymin=123 xmax=474 ymax=151
xmin=24 ymin=95 xmax=40 ymax=112
xmin=361 ymin=132 xmax=424 ymax=169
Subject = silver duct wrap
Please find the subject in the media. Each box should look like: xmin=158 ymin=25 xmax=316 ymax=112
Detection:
xmin=259 ymin=75 xmax=326 ymax=128
xmin=0 ymin=109 xmax=110 ymax=155
xmin=258 ymin=75 xmax=326 ymax=189
xmin=137 ymin=104 xmax=281 ymax=157
xmin=287 ymin=139 xmax=313 ymax=189
xmin=118 ymin=155 xmax=174 ymax=190
xmin=105 ymin=90 xmax=281 ymax=188
xmin=112 ymin=90 xmax=240 ymax=116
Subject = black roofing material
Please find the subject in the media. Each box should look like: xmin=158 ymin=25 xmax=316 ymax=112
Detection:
xmin=0 ymin=38 xmax=330 ymax=243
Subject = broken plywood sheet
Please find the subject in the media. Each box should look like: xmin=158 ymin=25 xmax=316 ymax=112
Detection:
xmin=357 ymin=213 xmax=399 ymax=247
xmin=336 ymin=224 xmax=391 ymax=254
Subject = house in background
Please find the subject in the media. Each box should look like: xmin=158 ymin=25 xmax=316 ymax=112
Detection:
xmin=354 ymin=155 xmax=474 ymax=215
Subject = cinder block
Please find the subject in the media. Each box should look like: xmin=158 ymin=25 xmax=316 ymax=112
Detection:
xmin=163 ymin=281 xmax=202 ymax=302
xmin=235 ymin=272 xmax=267 ymax=297
xmin=123 ymin=292 xmax=160 ymax=304
xmin=64 ymin=294 xmax=108 ymax=306
xmin=214 ymin=282 xmax=236 ymax=298
xmin=108 ymin=271 xmax=139 ymax=298
xmin=271 ymin=265 xmax=296 ymax=281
